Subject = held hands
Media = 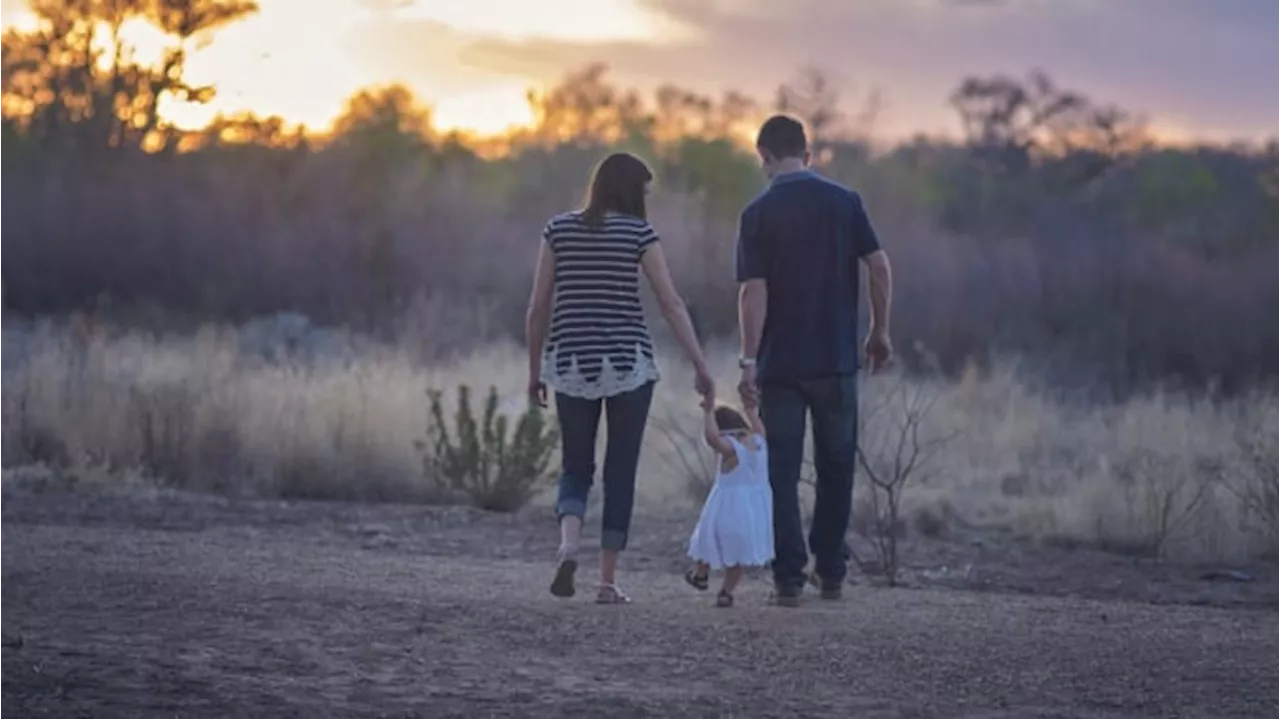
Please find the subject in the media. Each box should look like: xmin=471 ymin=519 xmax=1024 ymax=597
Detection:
xmin=694 ymin=364 xmax=715 ymax=406
xmin=699 ymin=389 xmax=715 ymax=413
xmin=737 ymin=364 xmax=759 ymax=410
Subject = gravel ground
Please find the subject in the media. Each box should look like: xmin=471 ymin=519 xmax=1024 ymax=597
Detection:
xmin=2 ymin=490 xmax=1276 ymax=718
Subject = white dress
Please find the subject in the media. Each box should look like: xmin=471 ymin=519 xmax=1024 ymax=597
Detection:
xmin=687 ymin=433 xmax=775 ymax=569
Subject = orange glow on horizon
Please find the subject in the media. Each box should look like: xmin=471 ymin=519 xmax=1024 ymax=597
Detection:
xmin=0 ymin=0 xmax=678 ymax=137
xmin=1 ymin=1 xmax=1266 ymax=145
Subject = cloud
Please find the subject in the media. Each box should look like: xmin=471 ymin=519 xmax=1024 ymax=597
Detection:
xmin=345 ymin=19 xmax=517 ymax=98
xmin=0 ymin=0 xmax=28 ymax=15
xmin=448 ymin=0 xmax=1278 ymax=139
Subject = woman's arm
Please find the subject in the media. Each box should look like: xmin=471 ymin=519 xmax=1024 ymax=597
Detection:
xmin=525 ymin=240 xmax=556 ymax=380
xmin=639 ymin=243 xmax=709 ymax=376
xmin=703 ymin=403 xmax=735 ymax=458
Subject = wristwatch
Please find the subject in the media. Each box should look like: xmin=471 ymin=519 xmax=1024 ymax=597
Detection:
xmin=738 ymin=356 xmax=757 ymax=369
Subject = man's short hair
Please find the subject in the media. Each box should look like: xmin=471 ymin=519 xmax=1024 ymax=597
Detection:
xmin=756 ymin=114 xmax=807 ymax=159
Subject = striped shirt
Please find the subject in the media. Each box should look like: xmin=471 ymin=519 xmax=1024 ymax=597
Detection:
xmin=540 ymin=210 xmax=661 ymax=399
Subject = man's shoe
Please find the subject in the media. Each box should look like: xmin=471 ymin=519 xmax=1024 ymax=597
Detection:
xmin=771 ymin=586 xmax=803 ymax=607
xmin=808 ymin=570 xmax=843 ymax=600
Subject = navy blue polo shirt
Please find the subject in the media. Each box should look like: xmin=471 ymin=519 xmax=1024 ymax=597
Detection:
xmin=735 ymin=169 xmax=882 ymax=382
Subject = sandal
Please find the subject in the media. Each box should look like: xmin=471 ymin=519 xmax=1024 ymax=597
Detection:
xmin=715 ymin=590 xmax=734 ymax=608
xmin=550 ymin=549 xmax=578 ymax=598
xmin=595 ymin=583 xmax=632 ymax=604
xmin=684 ymin=567 xmax=709 ymax=592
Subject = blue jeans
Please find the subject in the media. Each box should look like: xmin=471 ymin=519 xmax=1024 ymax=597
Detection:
xmin=554 ymin=381 xmax=655 ymax=551
xmin=760 ymin=375 xmax=859 ymax=592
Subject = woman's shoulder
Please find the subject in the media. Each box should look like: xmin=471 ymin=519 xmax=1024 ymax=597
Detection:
xmin=545 ymin=211 xmax=651 ymax=233
xmin=545 ymin=211 xmax=584 ymax=232
xmin=597 ymin=212 xmax=653 ymax=237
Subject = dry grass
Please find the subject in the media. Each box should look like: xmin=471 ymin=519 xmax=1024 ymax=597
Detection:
xmin=2 ymin=319 xmax=1275 ymax=563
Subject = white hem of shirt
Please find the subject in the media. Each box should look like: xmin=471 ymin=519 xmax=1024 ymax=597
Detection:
xmin=541 ymin=343 xmax=660 ymax=399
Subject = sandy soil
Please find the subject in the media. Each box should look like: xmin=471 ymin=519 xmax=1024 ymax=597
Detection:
xmin=3 ymin=490 xmax=1276 ymax=718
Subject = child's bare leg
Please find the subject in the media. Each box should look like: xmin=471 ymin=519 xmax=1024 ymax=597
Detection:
xmin=696 ymin=562 xmax=710 ymax=578
xmin=721 ymin=565 xmax=744 ymax=594
xmin=715 ymin=566 xmax=744 ymax=607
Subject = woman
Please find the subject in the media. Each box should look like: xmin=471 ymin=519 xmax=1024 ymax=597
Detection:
xmin=525 ymin=152 xmax=714 ymax=604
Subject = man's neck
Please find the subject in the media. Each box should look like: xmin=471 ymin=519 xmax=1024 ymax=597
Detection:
xmin=769 ymin=158 xmax=808 ymax=179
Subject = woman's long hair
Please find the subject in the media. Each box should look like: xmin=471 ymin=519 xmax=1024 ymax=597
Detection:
xmin=581 ymin=152 xmax=653 ymax=228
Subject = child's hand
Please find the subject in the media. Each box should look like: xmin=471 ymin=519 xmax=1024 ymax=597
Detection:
xmin=699 ymin=392 xmax=715 ymax=412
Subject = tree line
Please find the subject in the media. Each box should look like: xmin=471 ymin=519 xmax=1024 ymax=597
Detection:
xmin=3 ymin=0 xmax=1276 ymax=396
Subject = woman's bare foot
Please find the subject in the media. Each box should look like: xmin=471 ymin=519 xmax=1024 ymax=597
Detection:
xmin=550 ymin=518 xmax=583 ymax=598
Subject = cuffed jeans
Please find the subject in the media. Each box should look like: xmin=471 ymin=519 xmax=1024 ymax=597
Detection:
xmin=760 ymin=374 xmax=859 ymax=592
xmin=553 ymin=381 xmax=655 ymax=551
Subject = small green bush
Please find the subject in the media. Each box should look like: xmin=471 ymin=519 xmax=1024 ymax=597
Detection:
xmin=419 ymin=384 xmax=559 ymax=512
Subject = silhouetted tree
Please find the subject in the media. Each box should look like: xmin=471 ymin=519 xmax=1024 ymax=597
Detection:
xmin=525 ymin=63 xmax=648 ymax=147
xmin=192 ymin=111 xmax=306 ymax=149
xmin=775 ymin=66 xmax=840 ymax=137
xmin=330 ymin=84 xmax=432 ymax=142
xmin=2 ymin=56 xmax=1274 ymax=394
xmin=950 ymin=70 xmax=1144 ymax=175
xmin=1 ymin=0 xmax=257 ymax=153
xmin=774 ymin=65 xmax=843 ymax=162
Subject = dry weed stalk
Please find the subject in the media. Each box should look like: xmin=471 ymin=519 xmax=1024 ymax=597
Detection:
xmin=647 ymin=410 xmax=718 ymax=502
xmin=855 ymin=376 xmax=956 ymax=585
xmin=1110 ymin=450 xmax=1213 ymax=561
xmin=649 ymin=408 xmax=814 ymax=504
xmin=1223 ymin=420 xmax=1278 ymax=553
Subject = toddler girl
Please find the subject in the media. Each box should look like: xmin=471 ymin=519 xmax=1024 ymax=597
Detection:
xmin=684 ymin=396 xmax=774 ymax=607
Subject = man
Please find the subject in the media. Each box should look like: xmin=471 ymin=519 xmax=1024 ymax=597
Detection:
xmin=735 ymin=114 xmax=893 ymax=607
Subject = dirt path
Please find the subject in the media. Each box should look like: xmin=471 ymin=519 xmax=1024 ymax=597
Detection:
xmin=3 ymin=494 xmax=1276 ymax=718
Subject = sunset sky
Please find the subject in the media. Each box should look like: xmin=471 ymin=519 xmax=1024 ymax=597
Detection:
xmin=2 ymin=0 xmax=1276 ymax=141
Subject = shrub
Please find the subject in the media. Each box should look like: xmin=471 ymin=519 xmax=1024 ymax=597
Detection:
xmin=1104 ymin=448 xmax=1213 ymax=560
xmin=854 ymin=376 xmax=956 ymax=585
xmin=647 ymin=408 xmax=718 ymax=503
xmin=419 ymin=384 xmax=559 ymax=512
xmin=1226 ymin=408 xmax=1279 ymax=555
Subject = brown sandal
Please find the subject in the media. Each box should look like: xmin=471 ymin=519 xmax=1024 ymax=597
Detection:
xmin=596 ymin=583 xmax=632 ymax=604
xmin=715 ymin=590 xmax=734 ymax=608
xmin=684 ymin=567 xmax=709 ymax=592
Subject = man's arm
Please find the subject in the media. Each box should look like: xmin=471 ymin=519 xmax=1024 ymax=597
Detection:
xmin=851 ymin=192 xmax=893 ymax=370
xmin=862 ymin=250 xmax=892 ymax=337
xmin=855 ymin=190 xmax=896 ymax=335
xmin=738 ymin=280 xmax=767 ymax=363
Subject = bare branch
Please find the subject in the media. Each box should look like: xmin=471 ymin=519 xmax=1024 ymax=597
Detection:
xmin=854 ymin=374 xmax=959 ymax=585
xmin=647 ymin=411 xmax=717 ymax=501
